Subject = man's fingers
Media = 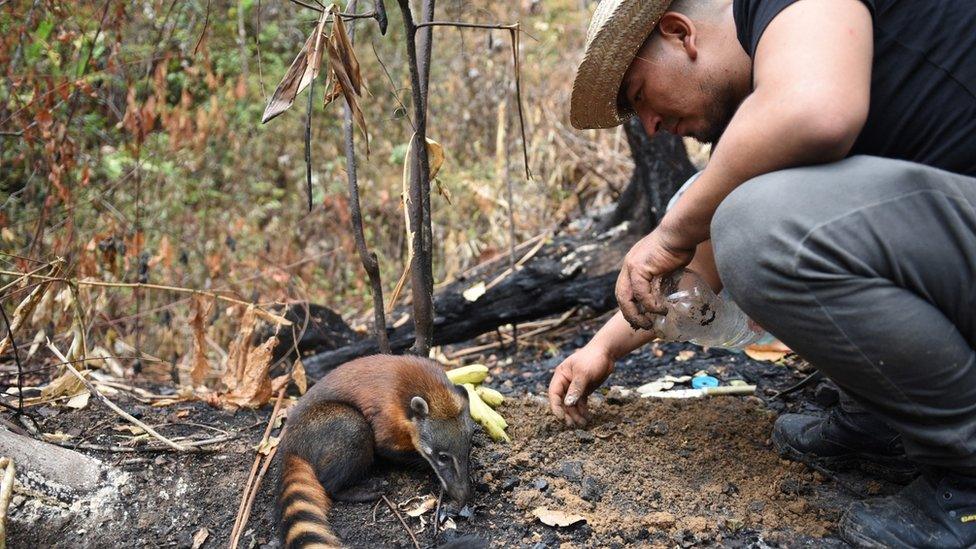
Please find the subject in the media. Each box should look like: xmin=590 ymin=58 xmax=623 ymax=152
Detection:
xmin=631 ymin=270 xmax=665 ymax=317
xmin=564 ymin=404 xmax=586 ymax=427
xmin=564 ymin=377 xmax=586 ymax=407
xmin=616 ymin=270 xmax=646 ymax=329
xmin=548 ymin=369 xmax=570 ymax=419
xmin=578 ymin=398 xmax=591 ymax=423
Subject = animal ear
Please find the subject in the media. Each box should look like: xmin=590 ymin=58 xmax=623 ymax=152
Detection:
xmin=410 ymin=396 xmax=429 ymax=418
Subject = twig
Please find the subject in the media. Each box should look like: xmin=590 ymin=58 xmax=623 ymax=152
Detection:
xmin=49 ymin=341 xmax=189 ymax=452
xmin=49 ymin=433 xmax=237 ymax=453
xmin=431 ymin=488 xmax=443 ymax=543
xmin=0 ymin=270 xmax=291 ymax=326
xmin=193 ymin=0 xmax=212 ymax=56
xmin=341 ymin=0 xmax=391 ymax=354
xmin=0 ymin=457 xmax=14 ymax=548
xmin=229 ymin=387 xmax=286 ymax=549
xmin=381 ymin=494 xmax=420 ymax=549
xmin=0 ymin=305 xmax=24 ymax=414
xmin=304 ymin=75 xmax=315 ymax=212
xmin=397 ymin=0 xmax=437 ymax=356
xmin=446 ymin=308 xmax=577 ymax=360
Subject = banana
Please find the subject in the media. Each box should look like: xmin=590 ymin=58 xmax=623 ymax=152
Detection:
xmin=475 ymin=386 xmax=504 ymax=408
xmin=445 ymin=364 xmax=489 ymax=385
xmin=463 ymin=383 xmax=510 ymax=442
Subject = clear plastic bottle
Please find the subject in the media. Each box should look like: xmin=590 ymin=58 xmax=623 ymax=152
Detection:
xmin=651 ymin=270 xmax=772 ymax=350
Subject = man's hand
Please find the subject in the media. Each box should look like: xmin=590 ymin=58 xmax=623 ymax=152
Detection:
xmin=615 ymin=227 xmax=695 ymax=330
xmin=548 ymin=344 xmax=615 ymax=427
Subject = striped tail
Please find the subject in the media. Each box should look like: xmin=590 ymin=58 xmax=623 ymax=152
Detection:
xmin=278 ymin=454 xmax=341 ymax=549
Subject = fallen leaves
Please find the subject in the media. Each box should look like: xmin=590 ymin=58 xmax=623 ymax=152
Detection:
xmin=744 ymin=340 xmax=792 ymax=362
xmin=532 ymin=507 xmax=586 ymax=528
xmin=218 ymin=305 xmax=280 ymax=409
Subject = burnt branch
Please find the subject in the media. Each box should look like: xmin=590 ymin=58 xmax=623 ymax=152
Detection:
xmin=341 ymin=0 xmax=391 ymax=353
xmin=396 ymin=0 xmax=436 ymax=356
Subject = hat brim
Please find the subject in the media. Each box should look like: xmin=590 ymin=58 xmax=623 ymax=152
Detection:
xmin=570 ymin=0 xmax=673 ymax=130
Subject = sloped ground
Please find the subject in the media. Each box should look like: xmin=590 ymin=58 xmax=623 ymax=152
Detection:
xmin=10 ymin=321 xmax=905 ymax=548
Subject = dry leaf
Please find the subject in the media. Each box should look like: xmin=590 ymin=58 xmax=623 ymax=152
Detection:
xmin=291 ymin=358 xmax=308 ymax=395
xmin=675 ymin=350 xmax=696 ymax=362
xmin=42 ymin=432 xmax=73 ymax=442
xmin=219 ymin=306 xmax=280 ymax=408
xmin=112 ymin=424 xmax=146 ymax=435
xmin=744 ymin=340 xmax=792 ymax=362
xmin=90 ymin=345 xmax=125 ymax=378
xmin=324 ymin=36 xmax=369 ymax=153
xmin=462 ymin=282 xmax=486 ymax=303
xmin=532 ymin=507 xmax=586 ymax=528
xmin=0 ymin=274 xmax=55 ymax=356
xmin=189 ymin=295 xmax=213 ymax=387
xmin=261 ymin=8 xmax=330 ymax=123
xmin=329 ymin=6 xmax=364 ymax=95
xmin=39 ymin=369 xmax=87 ymax=402
xmin=426 ymin=138 xmax=445 ymax=179
xmin=255 ymin=436 xmax=280 ymax=456
xmin=191 ymin=527 xmax=210 ymax=549
xmin=402 ymin=495 xmax=438 ymax=517
xmin=65 ymin=391 xmax=91 ymax=409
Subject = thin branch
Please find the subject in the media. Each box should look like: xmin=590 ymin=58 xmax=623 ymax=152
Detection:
xmin=50 ymin=434 xmax=237 ymax=453
xmin=0 ymin=457 xmax=15 ymax=546
xmin=0 ymin=306 xmax=24 ymax=414
xmin=397 ymin=0 xmax=436 ymax=356
xmin=0 ymin=270 xmax=292 ymax=326
xmin=193 ymin=0 xmax=212 ymax=56
xmin=341 ymin=0 xmax=391 ymax=353
xmin=305 ymin=77 xmax=315 ymax=212
xmin=49 ymin=341 xmax=189 ymax=452
xmin=229 ymin=387 xmax=286 ymax=549
xmin=381 ymin=494 xmax=421 ymax=549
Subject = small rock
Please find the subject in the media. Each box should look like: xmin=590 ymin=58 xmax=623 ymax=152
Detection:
xmin=748 ymin=500 xmax=766 ymax=513
xmin=501 ymin=477 xmax=520 ymax=492
xmin=481 ymin=472 xmax=494 ymax=484
xmin=580 ymin=476 xmax=603 ymax=502
xmin=458 ymin=505 xmax=475 ymax=519
xmin=533 ymin=478 xmax=549 ymax=491
xmin=647 ymin=511 xmax=676 ymax=529
xmin=787 ymin=500 xmax=808 ymax=515
xmin=644 ymin=421 xmax=669 ymax=437
xmin=605 ymin=386 xmax=634 ymax=404
xmin=722 ymin=482 xmax=739 ymax=496
xmin=556 ymin=460 xmax=584 ymax=483
xmin=153 ymin=455 xmax=168 ymax=466
xmin=575 ymin=430 xmax=595 ymax=444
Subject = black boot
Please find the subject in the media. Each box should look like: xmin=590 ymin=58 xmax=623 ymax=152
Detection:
xmin=841 ymin=471 xmax=976 ymax=548
xmin=772 ymin=397 xmax=906 ymax=467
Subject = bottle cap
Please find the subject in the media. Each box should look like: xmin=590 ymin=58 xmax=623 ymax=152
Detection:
xmin=691 ymin=375 xmax=720 ymax=389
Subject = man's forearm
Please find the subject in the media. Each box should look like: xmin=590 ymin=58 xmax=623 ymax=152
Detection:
xmin=589 ymin=310 xmax=657 ymax=361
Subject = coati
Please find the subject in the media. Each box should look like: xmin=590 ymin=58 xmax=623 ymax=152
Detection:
xmin=276 ymin=354 xmax=476 ymax=548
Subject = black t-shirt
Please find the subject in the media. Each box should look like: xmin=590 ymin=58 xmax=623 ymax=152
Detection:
xmin=733 ymin=0 xmax=976 ymax=177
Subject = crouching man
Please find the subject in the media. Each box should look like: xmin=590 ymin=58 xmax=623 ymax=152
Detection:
xmin=548 ymin=0 xmax=976 ymax=546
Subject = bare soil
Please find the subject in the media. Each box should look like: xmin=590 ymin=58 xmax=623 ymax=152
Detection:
xmin=9 ymin=321 xmax=908 ymax=548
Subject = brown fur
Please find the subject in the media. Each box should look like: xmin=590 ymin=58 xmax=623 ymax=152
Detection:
xmin=276 ymin=355 xmax=468 ymax=548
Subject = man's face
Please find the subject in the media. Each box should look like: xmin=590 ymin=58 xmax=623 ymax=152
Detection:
xmin=620 ymin=33 xmax=741 ymax=145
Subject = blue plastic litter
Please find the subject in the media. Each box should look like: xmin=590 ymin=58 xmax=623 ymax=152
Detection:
xmin=691 ymin=375 xmax=720 ymax=389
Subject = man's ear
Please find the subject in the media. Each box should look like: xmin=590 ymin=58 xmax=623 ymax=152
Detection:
xmin=658 ymin=12 xmax=698 ymax=61
xmin=410 ymin=396 xmax=429 ymax=418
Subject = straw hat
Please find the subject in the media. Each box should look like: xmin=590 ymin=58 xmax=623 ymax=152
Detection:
xmin=570 ymin=0 xmax=674 ymax=129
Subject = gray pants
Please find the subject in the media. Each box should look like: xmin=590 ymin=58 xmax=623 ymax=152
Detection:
xmin=712 ymin=156 xmax=976 ymax=474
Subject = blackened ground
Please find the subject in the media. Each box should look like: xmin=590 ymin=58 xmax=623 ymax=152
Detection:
xmin=10 ymin=314 xmax=908 ymax=548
